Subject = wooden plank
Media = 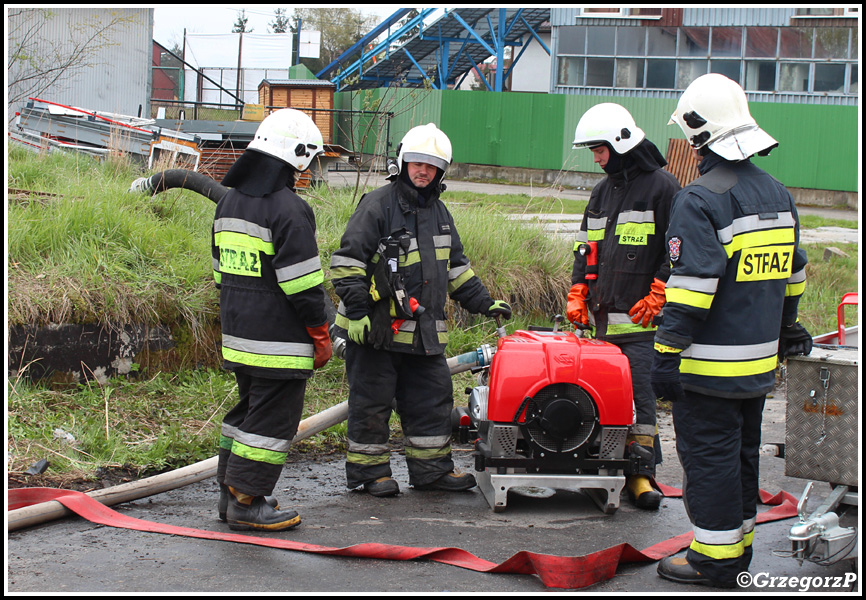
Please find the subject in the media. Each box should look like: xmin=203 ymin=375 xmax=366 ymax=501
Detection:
xmin=664 ymin=138 xmax=700 ymax=187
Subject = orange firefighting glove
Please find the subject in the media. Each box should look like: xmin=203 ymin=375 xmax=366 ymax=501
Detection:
xmin=566 ymin=283 xmax=590 ymax=326
xmin=628 ymin=278 xmax=666 ymax=328
xmin=305 ymin=323 xmax=333 ymax=369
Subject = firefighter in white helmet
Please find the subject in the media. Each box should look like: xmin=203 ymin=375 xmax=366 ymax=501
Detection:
xmin=568 ymin=103 xmax=681 ymax=510
xmin=214 ymin=108 xmax=332 ymax=531
xmin=654 ymin=74 xmax=811 ymax=587
xmin=330 ymin=123 xmax=511 ymax=497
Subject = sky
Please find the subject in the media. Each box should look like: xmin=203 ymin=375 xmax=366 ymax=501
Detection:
xmin=153 ymin=5 xmax=402 ymax=49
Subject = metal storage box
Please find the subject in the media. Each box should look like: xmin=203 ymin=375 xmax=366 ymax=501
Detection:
xmin=785 ymin=346 xmax=859 ymax=486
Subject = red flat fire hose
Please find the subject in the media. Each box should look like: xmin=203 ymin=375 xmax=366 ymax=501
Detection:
xmin=7 ymin=484 xmax=798 ymax=590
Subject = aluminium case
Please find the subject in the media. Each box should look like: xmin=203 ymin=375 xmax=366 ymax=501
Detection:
xmin=784 ymin=345 xmax=859 ymax=486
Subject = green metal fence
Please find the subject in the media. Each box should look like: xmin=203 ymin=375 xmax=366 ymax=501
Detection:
xmin=335 ymin=88 xmax=858 ymax=192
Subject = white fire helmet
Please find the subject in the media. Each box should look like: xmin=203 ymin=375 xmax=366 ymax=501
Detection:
xmin=572 ymin=103 xmax=645 ymax=155
xmin=670 ymin=73 xmax=778 ymax=161
xmin=396 ymin=123 xmax=453 ymax=174
xmin=247 ymin=108 xmax=324 ymax=172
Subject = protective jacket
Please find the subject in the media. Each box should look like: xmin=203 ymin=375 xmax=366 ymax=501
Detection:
xmin=212 ymin=186 xmax=329 ymax=379
xmin=330 ymin=177 xmax=493 ymax=355
xmin=654 ymin=152 xmax=807 ymax=398
xmin=571 ymin=139 xmax=680 ymax=341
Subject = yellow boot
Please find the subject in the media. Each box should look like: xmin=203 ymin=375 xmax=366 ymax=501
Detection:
xmin=627 ymin=474 xmax=661 ymax=510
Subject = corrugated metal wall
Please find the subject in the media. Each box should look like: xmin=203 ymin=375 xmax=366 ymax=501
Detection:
xmin=335 ymin=88 xmax=857 ymax=192
xmin=9 ymin=8 xmax=152 ymax=116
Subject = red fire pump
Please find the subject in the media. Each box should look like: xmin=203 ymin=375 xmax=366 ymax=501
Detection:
xmin=455 ymin=323 xmax=636 ymax=514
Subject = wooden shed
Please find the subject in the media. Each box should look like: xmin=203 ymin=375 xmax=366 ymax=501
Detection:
xmin=258 ymin=79 xmax=336 ymax=143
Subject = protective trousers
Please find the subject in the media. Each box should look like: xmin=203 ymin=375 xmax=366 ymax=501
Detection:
xmin=615 ymin=339 xmax=660 ymax=472
xmin=217 ymin=372 xmax=306 ymax=497
xmin=345 ymin=342 xmax=454 ymax=489
xmin=673 ymin=390 xmax=765 ymax=584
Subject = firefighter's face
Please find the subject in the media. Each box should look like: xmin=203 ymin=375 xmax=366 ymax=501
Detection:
xmin=407 ymin=162 xmax=437 ymax=188
xmin=592 ymin=145 xmax=609 ymax=169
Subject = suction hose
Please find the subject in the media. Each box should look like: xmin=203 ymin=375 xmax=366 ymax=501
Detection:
xmin=129 ymin=169 xmax=228 ymax=204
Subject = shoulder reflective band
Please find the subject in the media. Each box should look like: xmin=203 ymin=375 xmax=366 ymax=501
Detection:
xmin=7 ymin=486 xmax=796 ymax=590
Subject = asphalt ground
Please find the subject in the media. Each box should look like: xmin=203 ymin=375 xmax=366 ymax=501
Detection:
xmin=7 ymin=378 xmax=860 ymax=594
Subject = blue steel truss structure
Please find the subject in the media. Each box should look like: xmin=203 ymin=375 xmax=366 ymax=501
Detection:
xmin=317 ymin=8 xmax=550 ymax=92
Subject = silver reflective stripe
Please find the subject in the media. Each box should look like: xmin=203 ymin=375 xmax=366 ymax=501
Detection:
xmin=396 ymin=320 xmax=416 ymax=332
xmin=693 ymin=524 xmax=743 ymax=545
xmin=405 ymin=435 xmax=452 ymax=448
xmin=681 ymin=340 xmax=778 ymax=361
xmin=716 ymin=224 xmax=734 ymax=245
xmin=214 ymin=217 xmax=273 ymax=242
xmin=607 ymin=312 xmax=636 ymax=325
xmin=731 ymin=212 xmax=796 ymax=236
xmin=275 ymin=255 xmax=322 ymax=281
xmin=433 ymin=234 xmax=451 ymax=248
xmin=221 ymin=424 xmax=293 ymax=452
xmin=788 ymin=267 xmax=806 ymax=284
xmin=586 ymin=216 xmax=608 ymax=230
xmin=575 ymin=230 xmax=589 ymax=243
xmin=630 ymin=423 xmax=656 ymax=436
xmin=617 ymin=209 xmax=655 ymax=225
xmin=330 ymin=255 xmax=367 ymax=269
xmin=212 ymin=257 xmax=221 ymax=271
xmin=347 ymin=440 xmax=389 ymax=454
xmin=667 ymin=275 xmax=719 ymax=294
xmin=448 ymin=263 xmax=472 ymax=281
xmin=222 ymin=334 xmax=314 ymax=357
xmin=743 ymin=516 xmax=757 ymax=535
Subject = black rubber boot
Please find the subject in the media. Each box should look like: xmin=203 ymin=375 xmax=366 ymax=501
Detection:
xmin=657 ymin=556 xmax=736 ymax=588
xmin=363 ymin=477 xmax=400 ymax=497
xmin=414 ymin=471 xmax=477 ymax=491
xmin=226 ymin=489 xmax=300 ymax=532
xmin=218 ymin=483 xmax=279 ymax=522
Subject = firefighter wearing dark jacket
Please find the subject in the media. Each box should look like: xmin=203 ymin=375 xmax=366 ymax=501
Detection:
xmin=653 ymin=74 xmax=811 ymax=588
xmin=568 ymin=103 xmax=681 ymax=510
xmin=330 ymin=123 xmax=512 ymax=497
xmin=213 ymin=109 xmax=333 ymax=531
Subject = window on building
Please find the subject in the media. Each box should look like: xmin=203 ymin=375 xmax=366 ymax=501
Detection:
xmin=617 ymin=27 xmax=645 ymax=55
xmin=814 ymin=28 xmax=849 ymax=59
xmin=711 ymin=28 xmax=742 ymax=57
xmin=586 ymin=58 xmax=615 ymax=86
xmin=679 ymin=27 xmax=710 ymax=57
xmin=678 ymin=60 xmax=708 ymax=88
xmin=583 ymin=8 xmax=623 ymax=16
xmin=814 ymin=63 xmax=846 ymax=92
xmin=745 ymin=27 xmax=778 ymax=58
xmin=646 ymin=59 xmax=676 ymax=88
xmin=710 ymin=60 xmax=741 ymax=83
xmin=616 ymin=58 xmax=645 ymax=88
xmin=779 ymin=63 xmax=810 ymax=92
xmin=647 ymin=27 xmax=677 ymax=56
xmin=796 ymin=8 xmax=835 ymax=16
xmin=587 ymin=26 xmax=617 ymax=55
xmin=557 ymin=57 xmax=584 ymax=86
xmin=745 ymin=61 xmax=776 ymax=91
xmin=779 ymin=28 xmax=813 ymax=58
xmin=559 ymin=26 xmax=587 ymax=54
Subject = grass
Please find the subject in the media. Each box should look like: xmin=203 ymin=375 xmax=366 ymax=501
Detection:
xmin=6 ymin=145 xmax=860 ymax=484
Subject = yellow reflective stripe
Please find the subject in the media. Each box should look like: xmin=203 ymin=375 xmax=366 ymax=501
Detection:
xmin=654 ymin=343 xmax=683 ymax=354
xmin=438 ymin=330 xmax=449 ymax=344
xmin=278 ymin=269 xmax=325 ymax=295
xmin=666 ymin=287 xmax=714 ymax=310
xmin=587 ymin=229 xmax=605 ymax=241
xmin=393 ymin=331 xmax=413 ymax=344
xmin=405 ymin=445 xmax=451 ymax=460
xmin=680 ymin=355 xmax=778 ymax=377
xmin=690 ymin=538 xmax=745 ymax=560
xmin=615 ymin=222 xmax=655 ymax=245
xmin=331 ymin=266 xmax=367 ymax=279
xmin=435 ymin=247 xmax=450 ymax=261
xmin=785 ymin=280 xmax=806 ymax=297
xmin=231 ymin=440 xmax=287 ymax=465
xmin=744 ymin=528 xmax=755 ymax=548
xmin=347 ymin=451 xmax=390 ymax=466
xmin=222 ymin=347 xmax=314 ymax=370
xmin=448 ymin=268 xmax=476 ymax=293
xmin=214 ymin=231 xmax=275 ymax=256
xmin=606 ymin=322 xmax=656 ymax=335
xmin=213 ymin=270 xmax=222 ymax=285
xmin=219 ymin=434 xmax=234 ymax=450
xmin=724 ymin=228 xmax=795 ymax=259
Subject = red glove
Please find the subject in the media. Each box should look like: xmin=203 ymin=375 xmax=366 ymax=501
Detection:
xmin=306 ymin=323 xmax=333 ymax=369
xmin=566 ymin=283 xmax=590 ymax=325
xmin=629 ymin=278 xmax=666 ymax=328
